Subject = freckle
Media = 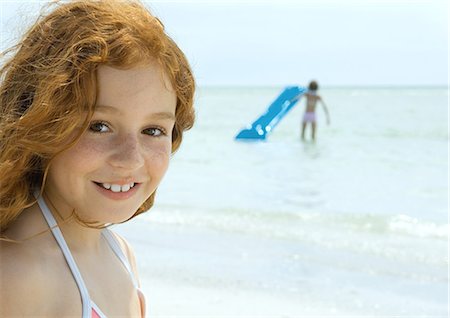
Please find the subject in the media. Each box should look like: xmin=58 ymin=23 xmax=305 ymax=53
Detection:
xmin=75 ymin=139 xmax=104 ymax=154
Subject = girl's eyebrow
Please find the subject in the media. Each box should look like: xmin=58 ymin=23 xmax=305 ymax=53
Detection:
xmin=149 ymin=111 xmax=176 ymax=121
xmin=95 ymin=104 xmax=119 ymax=113
xmin=95 ymin=104 xmax=175 ymax=121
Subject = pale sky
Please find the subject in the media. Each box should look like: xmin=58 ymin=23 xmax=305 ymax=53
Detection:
xmin=1 ymin=0 xmax=448 ymax=87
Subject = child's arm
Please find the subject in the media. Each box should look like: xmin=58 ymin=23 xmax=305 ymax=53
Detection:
xmin=320 ymin=97 xmax=330 ymax=125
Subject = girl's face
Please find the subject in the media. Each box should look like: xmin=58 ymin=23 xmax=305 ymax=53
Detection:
xmin=44 ymin=63 xmax=176 ymax=224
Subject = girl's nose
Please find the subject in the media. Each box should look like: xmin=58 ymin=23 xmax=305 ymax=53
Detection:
xmin=108 ymin=134 xmax=145 ymax=171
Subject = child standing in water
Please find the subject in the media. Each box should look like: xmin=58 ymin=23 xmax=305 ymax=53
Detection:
xmin=300 ymin=80 xmax=330 ymax=141
xmin=0 ymin=1 xmax=195 ymax=317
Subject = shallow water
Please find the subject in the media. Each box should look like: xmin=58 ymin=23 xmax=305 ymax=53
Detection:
xmin=118 ymin=87 xmax=448 ymax=316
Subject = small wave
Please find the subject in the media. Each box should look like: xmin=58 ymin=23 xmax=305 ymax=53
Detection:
xmin=139 ymin=207 xmax=447 ymax=266
xmin=143 ymin=205 xmax=447 ymax=241
xmin=388 ymin=214 xmax=449 ymax=239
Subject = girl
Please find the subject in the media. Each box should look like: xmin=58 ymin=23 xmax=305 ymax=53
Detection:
xmin=301 ymin=80 xmax=330 ymax=141
xmin=0 ymin=1 xmax=195 ymax=317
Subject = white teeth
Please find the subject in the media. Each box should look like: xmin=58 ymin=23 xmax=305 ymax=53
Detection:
xmin=100 ymin=182 xmax=135 ymax=193
xmin=121 ymin=184 xmax=130 ymax=192
xmin=110 ymin=184 xmax=121 ymax=192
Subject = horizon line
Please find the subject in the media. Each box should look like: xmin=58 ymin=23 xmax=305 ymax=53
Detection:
xmin=197 ymin=84 xmax=449 ymax=89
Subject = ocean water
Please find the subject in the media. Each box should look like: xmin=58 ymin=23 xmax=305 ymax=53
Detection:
xmin=118 ymin=87 xmax=448 ymax=316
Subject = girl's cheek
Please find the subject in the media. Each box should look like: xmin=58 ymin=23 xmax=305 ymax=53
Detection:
xmin=54 ymin=137 xmax=112 ymax=171
xmin=143 ymin=141 xmax=172 ymax=167
xmin=141 ymin=137 xmax=172 ymax=155
xmin=71 ymin=137 xmax=110 ymax=157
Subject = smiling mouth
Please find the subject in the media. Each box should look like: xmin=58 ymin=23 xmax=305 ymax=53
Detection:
xmin=93 ymin=181 xmax=138 ymax=193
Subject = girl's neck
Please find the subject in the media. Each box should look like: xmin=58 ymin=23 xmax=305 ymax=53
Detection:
xmin=7 ymin=200 xmax=103 ymax=252
xmin=40 ymin=191 xmax=104 ymax=251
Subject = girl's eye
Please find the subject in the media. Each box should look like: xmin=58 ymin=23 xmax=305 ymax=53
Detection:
xmin=143 ymin=127 xmax=165 ymax=137
xmin=89 ymin=121 xmax=110 ymax=133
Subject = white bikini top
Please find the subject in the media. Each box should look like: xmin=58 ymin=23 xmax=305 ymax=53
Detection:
xmin=35 ymin=193 xmax=140 ymax=318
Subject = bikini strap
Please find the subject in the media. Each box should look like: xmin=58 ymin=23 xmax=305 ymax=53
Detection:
xmin=102 ymin=229 xmax=139 ymax=289
xmin=35 ymin=192 xmax=92 ymax=318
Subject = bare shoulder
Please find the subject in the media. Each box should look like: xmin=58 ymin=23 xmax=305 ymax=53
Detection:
xmin=0 ymin=207 xmax=59 ymax=315
xmin=305 ymin=92 xmax=320 ymax=100
xmin=0 ymin=241 xmax=53 ymax=315
xmin=0 ymin=233 xmax=80 ymax=316
xmin=109 ymin=230 xmax=135 ymax=258
xmin=108 ymin=230 xmax=140 ymax=283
